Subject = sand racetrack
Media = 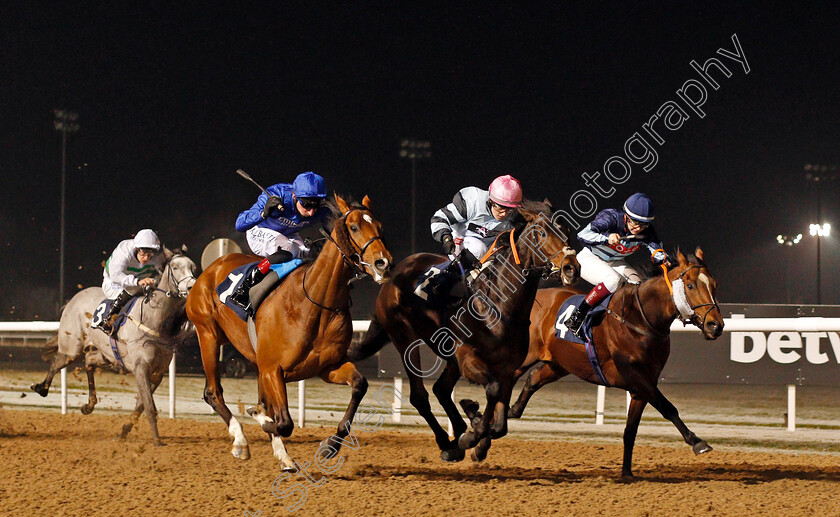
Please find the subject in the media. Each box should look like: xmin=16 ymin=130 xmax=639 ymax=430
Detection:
xmin=1 ymin=409 xmax=839 ymax=516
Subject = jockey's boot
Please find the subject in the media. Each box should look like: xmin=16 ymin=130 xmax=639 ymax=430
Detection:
xmin=94 ymin=290 xmax=133 ymax=336
xmin=229 ymin=258 xmax=272 ymax=313
xmin=566 ymin=283 xmax=611 ymax=340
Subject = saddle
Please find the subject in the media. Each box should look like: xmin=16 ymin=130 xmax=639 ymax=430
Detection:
xmin=413 ymin=259 xmax=470 ymax=308
xmin=554 ymin=294 xmax=613 ymax=345
xmin=216 ymin=259 xmax=303 ymax=321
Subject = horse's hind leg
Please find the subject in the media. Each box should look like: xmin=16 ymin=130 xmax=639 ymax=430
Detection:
xmin=318 ymin=361 xmax=367 ymax=457
xmin=30 ymin=351 xmax=74 ymax=397
xmin=80 ymin=360 xmax=98 ymax=415
xmin=195 ymin=322 xmax=250 ymax=460
xmin=509 ymin=361 xmax=564 ymax=419
xmin=649 ymin=387 xmax=712 ymax=455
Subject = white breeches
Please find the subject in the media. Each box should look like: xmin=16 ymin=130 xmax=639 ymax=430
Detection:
xmin=577 ymin=247 xmax=641 ymax=293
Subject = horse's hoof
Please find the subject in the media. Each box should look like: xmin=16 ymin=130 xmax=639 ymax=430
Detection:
xmin=459 ymin=399 xmax=479 ymax=418
xmin=319 ymin=436 xmax=342 ymax=457
xmin=281 ymin=464 xmax=297 ymax=473
xmin=693 ymin=440 xmax=713 ymax=455
xmin=232 ymin=444 xmax=251 ymax=460
xmin=458 ymin=432 xmax=478 ymax=450
xmin=470 ymin=448 xmax=487 ymax=462
xmin=80 ymin=405 xmax=94 ymax=415
xmin=30 ymin=384 xmax=48 ymax=398
xmin=154 ymin=441 xmax=166 ymax=447
xmin=620 ymin=471 xmax=635 ymax=480
xmin=440 ymin=448 xmax=465 ymax=462
xmin=507 ymin=407 xmax=522 ymax=419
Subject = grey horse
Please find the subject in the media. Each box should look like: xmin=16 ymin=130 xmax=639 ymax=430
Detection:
xmin=31 ymin=247 xmax=197 ymax=445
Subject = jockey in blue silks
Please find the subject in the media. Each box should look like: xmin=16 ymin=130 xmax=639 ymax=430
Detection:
xmin=229 ymin=171 xmax=330 ymax=310
xmin=565 ymin=193 xmax=668 ymax=339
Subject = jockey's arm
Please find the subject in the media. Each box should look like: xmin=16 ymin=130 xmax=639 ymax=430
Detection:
xmin=107 ymin=252 xmax=142 ymax=289
xmin=430 ymin=187 xmax=472 ymax=243
xmin=235 ymin=192 xmax=269 ymax=232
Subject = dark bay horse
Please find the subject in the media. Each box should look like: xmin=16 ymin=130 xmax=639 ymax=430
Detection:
xmin=348 ymin=201 xmax=579 ymax=462
xmin=185 ymin=194 xmax=391 ymax=470
xmin=506 ymin=248 xmax=724 ymax=477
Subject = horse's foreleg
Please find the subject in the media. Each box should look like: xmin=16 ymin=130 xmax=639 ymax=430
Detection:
xmin=456 ymin=347 xmax=499 ymax=450
xmin=79 ymin=361 xmax=98 ymax=415
xmin=120 ymin=371 xmax=164 ymax=439
xmin=622 ymin=395 xmax=648 ymax=478
xmin=432 ymin=360 xmax=467 ymax=461
xmin=399 ymin=342 xmax=460 ymax=461
xmin=134 ymin=361 xmax=163 ymax=446
xmin=509 ymin=361 xmax=564 ymax=419
xmin=196 ymin=325 xmax=250 ymax=460
xmin=30 ymin=352 xmax=74 ymax=397
xmin=649 ymin=387 xmax=712 ymax=455
xmin=318 ymin=361 xmax=368 ymax=457
xmin=255 ymin=363 xmax=296 ymax=471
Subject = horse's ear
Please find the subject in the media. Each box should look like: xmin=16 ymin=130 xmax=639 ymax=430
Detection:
xmin=334 ymin=193 xmax=349 ymax=213
xmin=362 ymin=195 xmax=372 ymax=210
xmin=677 ymin=249 xmax=689 ymax=267
xmin=543 ymin=198 xmax=552 ymax=210
xmin=695 ymin=246 xmax=704 ymax=262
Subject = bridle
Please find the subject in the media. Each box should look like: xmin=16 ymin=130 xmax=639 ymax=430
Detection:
xmin=304 ymin=206 xmax=385 ymax=313
xmin=607 ymin=263 xmax=720 ymax=339
xmin=161 ymin=254 xmax=196 ymax=298
xmin=668 ymin=264 xmax=720 ymax=328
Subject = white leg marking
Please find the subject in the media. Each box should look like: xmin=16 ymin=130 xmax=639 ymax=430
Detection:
xmin=228 ymin=417 xmax=248 ymax=446
xmin=272 ymin=435 xmax=296 ymax=471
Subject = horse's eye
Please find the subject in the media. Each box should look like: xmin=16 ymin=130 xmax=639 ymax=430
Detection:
xmin=350 ymin=225 xmax=359 ymax=232
xmin=687 ymin=283 xmax=695 ymax=290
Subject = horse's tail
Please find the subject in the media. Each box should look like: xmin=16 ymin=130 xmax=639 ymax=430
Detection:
xmin=41 ymin=336 xmax=59 ymax=361
xmin=346 ymin=316 xmax=391 ymax=362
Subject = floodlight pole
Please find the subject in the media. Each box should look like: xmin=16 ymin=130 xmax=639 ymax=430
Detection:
xmin=399 ymin=139 xmax=431 ymax=254
xmin=54 ymin=110 xmax=79 ymax=316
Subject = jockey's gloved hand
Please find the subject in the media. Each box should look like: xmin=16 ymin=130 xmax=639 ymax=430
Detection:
xmin=459 ymin=249 xmax=480 ymax=270
xmin=441 ymin=234 xmax=455 ymax=255
xmin=651 ymin=250 xmax=668 ymax=265
xmin=262 ymin=196 xmax=283 ymax=219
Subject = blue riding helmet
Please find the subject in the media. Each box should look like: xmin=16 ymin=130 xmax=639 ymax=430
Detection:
xmin=293 ymin=171 xmax=327 ymax=198
xmin=623 ymin=193 xmax=655 ymax=222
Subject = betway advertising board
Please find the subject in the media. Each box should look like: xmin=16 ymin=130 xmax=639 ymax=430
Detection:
xmin=663 ymin=304 xmax=840 ymax=386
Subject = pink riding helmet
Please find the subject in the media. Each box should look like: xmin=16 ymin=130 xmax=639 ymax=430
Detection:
xmin=488 ymin=175 xmax=523 ymax=207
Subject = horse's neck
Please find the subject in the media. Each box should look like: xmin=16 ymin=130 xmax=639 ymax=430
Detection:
xmin=475 ymin=250 xmax=541 ymax=320
xmin=634 ymin=274 xmax=678 ymax=331
xmin=302 ymin=239 xmax=352 ymax=310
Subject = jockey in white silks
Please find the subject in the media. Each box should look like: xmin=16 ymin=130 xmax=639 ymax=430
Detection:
xmin=93 ymin=228 xmax=165 ymax=335
xmin=229 ymin=171 xmax=330 ymax=311
xmin=422 ymin=175 xmax=523 ymax=296
xmin=564 ymin=193 xmax=669 ymax=339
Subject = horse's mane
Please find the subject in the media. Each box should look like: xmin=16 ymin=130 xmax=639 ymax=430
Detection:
xmin=304 ymin=195 xmax=367 ymax=262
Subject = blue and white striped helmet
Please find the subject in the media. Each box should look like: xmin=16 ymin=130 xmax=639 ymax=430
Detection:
xmin=623 ymin=193 xmax=655 ymax=223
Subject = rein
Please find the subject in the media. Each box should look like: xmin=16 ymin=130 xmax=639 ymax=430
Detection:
xmin=302 ymin=206 xmax=382 ymax=313
xmin=606 ymin=264 xmax=720 ymax=339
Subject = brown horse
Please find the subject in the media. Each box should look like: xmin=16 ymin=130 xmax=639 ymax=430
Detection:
xmin=504 ymin=247 xmax=724 ymax=477
xmin=348 ymin=201 xmax=579 ymax=462
xmin=185 ymin=194 xmax=392 ymax=470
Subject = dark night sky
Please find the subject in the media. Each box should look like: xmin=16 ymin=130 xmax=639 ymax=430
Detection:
xmin=2 ymin=3 xmax=840 ymax=319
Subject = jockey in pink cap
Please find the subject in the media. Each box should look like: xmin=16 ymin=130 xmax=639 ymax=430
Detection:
xmin=431 ymin=175 xmax=523 ymax=266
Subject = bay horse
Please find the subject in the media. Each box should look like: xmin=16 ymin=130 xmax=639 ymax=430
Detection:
xmin=504 ymin=247 xmax=724 ymax=477
xmin=185 ymin=194 xmax=391 ymax=470
xmin=348 ymin=201 xmax=579 ymax=462
xmin=31 ymin=247 xmax=197 ymax=445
